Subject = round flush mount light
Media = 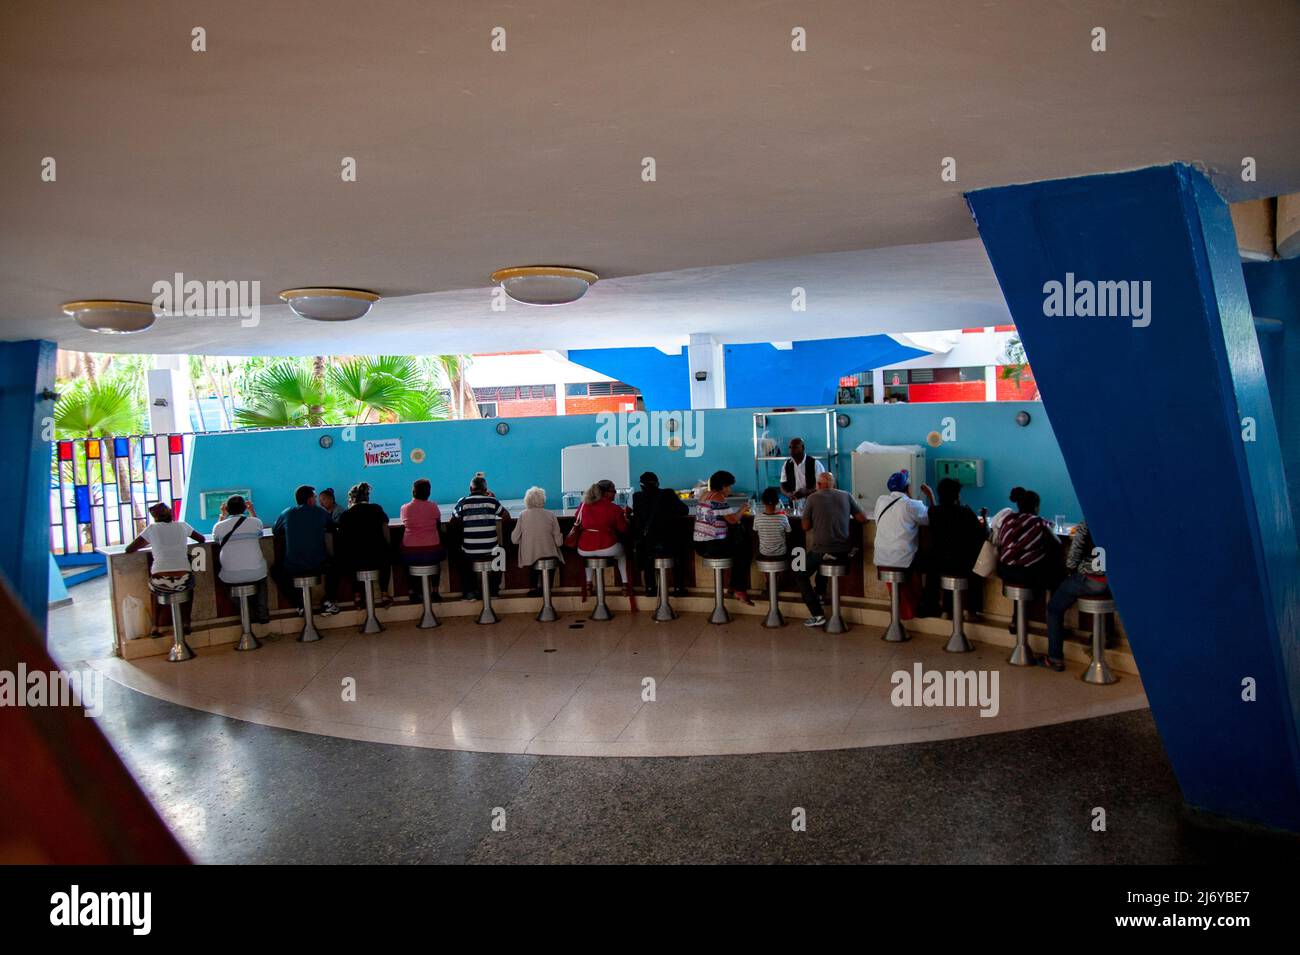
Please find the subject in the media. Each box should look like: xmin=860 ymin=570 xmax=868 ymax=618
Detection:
xmin=279 ymin=287 xmax=380 ymax=322
xmin=490 ymin=266 xmax=598 ymax=306
xmin=60 ymin=300 xmax=156 ymax=334
xmin=1015 ymin=411 xmax=1032 ymax=427
xmin=836 ymin=413 xmax=851 ymax=428
xmin=318 ymin=434 xmax=334 ymax=449
xmin=495 ymin=421 xmax=510 ymax=436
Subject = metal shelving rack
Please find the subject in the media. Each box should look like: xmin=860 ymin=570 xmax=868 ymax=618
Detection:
xmin=752 ymin=408 xmax=841 ymax=496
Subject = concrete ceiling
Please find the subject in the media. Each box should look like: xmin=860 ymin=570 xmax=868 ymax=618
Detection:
xmin=2 ymin=0 xmax=1298 ymax=355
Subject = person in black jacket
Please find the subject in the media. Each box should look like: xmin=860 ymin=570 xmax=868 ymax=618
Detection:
xmin=918 ymin=478 xmax=986 ymax=618
xmin=629 ymin=471 xmax=689 ymax=596
xmin=335 ymin=482 xmax=393 ymax=606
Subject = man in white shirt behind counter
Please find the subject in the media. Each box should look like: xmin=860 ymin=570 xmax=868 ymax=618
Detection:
xmin=780 ymin=437 xmax=826 ymax=500
xmin=872 ymin=469 xmax=934 ymax=620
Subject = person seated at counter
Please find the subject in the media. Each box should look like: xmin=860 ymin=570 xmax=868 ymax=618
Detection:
xmin=125 ymin=502 xmax=207 ymax=633
xmin=511 ymin=486 xmax=564 ymax=597
xmin=797 ymin=473 xmax=867 ymax=627
xmin=995 ymin=487 xmax=1062 ymax=595
xmin=272 ymin=484 xmax=340 ymax=616
xmin=693 ymin=470 xmax=754 ymax=606
xmin=753 ymin=486 xmax=791 ymax=559
xmin=916 ymin=478 xmax=985 ymax=621
xmin=399 ymin=478 xmax=445 ymax=602
xmin=318 ymin=487 xmax=345 ymax=523
xmin=779 ymin=437 xmax=826 ymax=500
xmin=212 ymin=495 xmax=270 ymax=624
xmin=630 ymin=471 xmax=688 ymax=597
xmin=1039 ymin=519 xmax=1109 ymax=672
xmin=572 ymin=479 xmax=633 ymax=600
xmin=872 ymin=470 xmax=935 ymax=621
xmin=453 ymin=474 xmax=510 ymax=601
xmin=336 ymin=482 xmax=393 ymax=606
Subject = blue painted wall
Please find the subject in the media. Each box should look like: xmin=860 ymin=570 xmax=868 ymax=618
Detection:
xmin=183 ymin=400 xmax=1075 ymax=533
xmin=1244 ymin=256 xmax=1300 ymax=546
xmin=968 ymin=164 xmax=1300 ymax=830
xmin=0 ymin=340 xmax=56 ymax=629
xmin=570 ymin=334 xmax=924 ymax=410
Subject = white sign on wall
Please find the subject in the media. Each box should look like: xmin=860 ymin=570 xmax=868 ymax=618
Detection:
xmin=363 ymin=438 xmax=403 ymax=467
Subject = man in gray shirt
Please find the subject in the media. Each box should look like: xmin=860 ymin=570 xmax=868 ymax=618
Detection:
xmin=799 ymin=473 xmax=867 ymax=628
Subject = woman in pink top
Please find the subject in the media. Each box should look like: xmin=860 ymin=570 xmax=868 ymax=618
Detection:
xmin=400 ymin=479 xmax=446 ymax=599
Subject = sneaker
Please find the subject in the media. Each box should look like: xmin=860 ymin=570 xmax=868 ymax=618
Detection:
xmin=1035 ymin=655 xmax=1066 ymax=673
xmin=320 ymin=600 xmax=340 ymax=616
xmin=803 ymin=616 xmax=827 ymax=628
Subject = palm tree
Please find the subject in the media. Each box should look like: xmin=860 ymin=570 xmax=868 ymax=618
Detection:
xmin=234 ymin=362 xmax=335 ymax=428
xmin=53 ymin=379 xmax=144 ymax=438
xmin=328 ymin=355 xmax=425 ymax=424
xmin=429 ymin=354 xmax=480 ymax=419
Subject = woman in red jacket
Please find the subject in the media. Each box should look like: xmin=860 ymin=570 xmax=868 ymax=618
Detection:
xmin=574 ymin=479 xmax=631 ymax=595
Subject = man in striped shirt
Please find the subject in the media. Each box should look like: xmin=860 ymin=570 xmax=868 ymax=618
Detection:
xmin=453 ymin=475 xmax=510 ymax=600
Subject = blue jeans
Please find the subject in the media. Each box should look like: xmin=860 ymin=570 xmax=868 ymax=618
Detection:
xmin=1047 ymin=575 xmax=1110 ymax=659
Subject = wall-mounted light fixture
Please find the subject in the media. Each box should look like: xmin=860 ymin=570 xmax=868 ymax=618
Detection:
xmin=836 ymin=413 xmax=851 ymax=428
xmin=495 ymin=422 xmax=510 ymax=436
xmin=318 ymin=434 xmax=334 ymax=449
xmin=1015 ymin=411 xmax=1032 ymax=427
xmin=694 ymin=370 xmax=708 ymax=382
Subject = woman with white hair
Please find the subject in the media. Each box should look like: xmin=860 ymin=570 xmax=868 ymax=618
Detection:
xmin=510 ymin=485 xmax=564 ymax=597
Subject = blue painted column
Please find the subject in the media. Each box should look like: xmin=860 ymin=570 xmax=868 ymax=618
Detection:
xmin=0 ymin=341 xmax=57 ymax=631
xmin=968 ymin=165 xmax=1300 ymax=830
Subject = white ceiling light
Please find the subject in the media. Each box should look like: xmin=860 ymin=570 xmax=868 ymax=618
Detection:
xmin=279 ymin=287 xmax=380 ymax=322
xmin=491 ymin=266 xmax=598 ymax=306
xmin=60 ymin=300 xmax=156 ymax=334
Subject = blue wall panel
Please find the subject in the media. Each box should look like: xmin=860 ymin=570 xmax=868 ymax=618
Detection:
xmin=183 ymin=401 xmax=1077 ymax=534
xmin=968 ymin=164 xmax=1300 ymax=830
xmin=571 ymin=335 xmax=924 ymax=410
xmin=1244 ymin=256 xmax=1300 ymax=545
xmin=0 ymin=340 xmax=56 ymax=629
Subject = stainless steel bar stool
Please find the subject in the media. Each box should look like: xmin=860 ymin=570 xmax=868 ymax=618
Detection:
xmin=1078 ymin=595 xmax=1119 ymax=685
xmin=757 ymin=559 xmax=786 ymax=628
xmin=940 ymin=576 xmax=973 ymax=652
xmin=230 ymin=582 xmax=262 ymax=651
xmin=408 ymin=564 xmax=441 ymax=629
xmin=819 ymin=559 xmax=850 ymax=634
xmin=1003 ymin=583 xmax=1039 ymax=666
xmin=294 ymin=575 xmax=323 ymax=642
xmin=878 ymin=568 xmax=910 ymax=642
xmin=535 ymin=557 xmax=559 ymax=622
xmin=157 ymin=589 xmax=195 ymax=661
xmin=585 ymin=556 xmax=613 ymax=621
xmin=653 ymin=556 xmax=676 ymax=622
xmin=703 ymin=556 xmax=732 ymax=624
xmin=474 ymin=560 xmax=500 ymax=624
xmin=355 ymin=569 xmax=385 ymax=634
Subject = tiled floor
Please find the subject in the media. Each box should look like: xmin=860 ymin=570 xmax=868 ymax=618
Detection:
xmin=57 ymin=578 xmax=1147 ymax=757
xmin=44 ymin=578 xmax=1300 ymax=864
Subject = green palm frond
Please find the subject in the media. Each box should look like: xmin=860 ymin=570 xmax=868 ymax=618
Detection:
xmin=53 ymin=379 xmax=144 ymax=438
